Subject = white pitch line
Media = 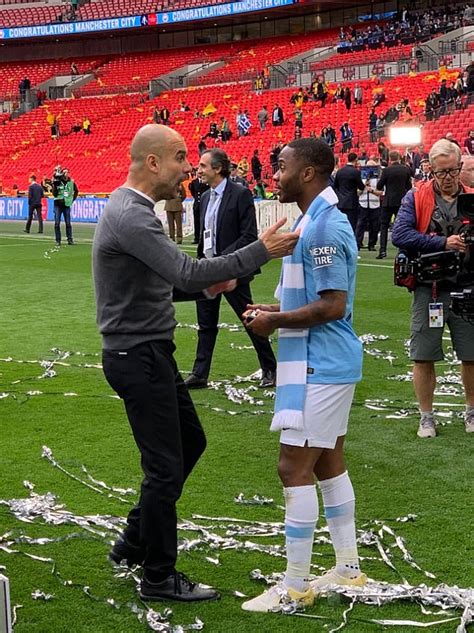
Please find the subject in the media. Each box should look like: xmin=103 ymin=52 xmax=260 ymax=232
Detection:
xmin=358 ymin=263 xmax=392 ymax=269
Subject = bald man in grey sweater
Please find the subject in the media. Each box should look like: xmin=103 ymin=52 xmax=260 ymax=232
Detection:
xmin=93 ymin=124 xmax=298 ymax=604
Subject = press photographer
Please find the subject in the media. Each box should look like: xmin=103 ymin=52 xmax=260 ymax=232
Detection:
xmin=392 ymin=140 xmax=474 ymax=439
xmin=52 ymin=166 xmax=78 ymax=246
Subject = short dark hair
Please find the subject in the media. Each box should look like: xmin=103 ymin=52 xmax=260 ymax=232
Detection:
xmin=389 ymin=150 xmax=400 ymax=162
xmin=286 ymin=138 xmax=335 ymax=178
xmin=30 ymin=174 xmax=36 ymax=181
xmin=203 ymin=148 xmax=231 ymax=178
xmin=347 ymin=152 xmax=358 ymax=163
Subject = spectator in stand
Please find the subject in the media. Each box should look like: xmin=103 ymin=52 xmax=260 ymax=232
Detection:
xmin=152 ymin=106 xmax=160 ymax=124
xmin=36 ymin=89 xmax=46 ymax=106
xmin=83 ymin=117 xmax=91 ymax=135
xmin=377 ymin=141 xmax=389 ymax=164
xmin=446 ymin=81 xmax=458 ymax=113
xmin=375 ymin=150 xmax=412 ymax=259
xmin=326 ymin=124 xmax=336 ymax=150
xmin=343 ymin=87 xmax=352 ymax=111
xmin=219 ymin=117 xmax=231 ymax=143
xmin=205 ymin=122 xmax=219 ymax=141
xmin=340 ymin=122 xmax=354 ymax=154
xmin=189 ymin=171 xmax=210 ymax=244
xmin=358 ymin=146 xmax=368 ymax=164
xmin=159 ymin=106 xmax=170 ymax=126
xmin=238 ymin=111 xmax=251 ymax=137
xmin=24 ymin=175 xmax=44 ymax=235
xmin=385 ymin=105 xmax=399 ymax=125
xmin=334 ymin=152 xmax=365 ymax=233
xmin=258 ymin=105 xmax=269 ymax=132
xmin=165 ymin=184 xmax=185 ymax=245
xmin=356 ymin=158 xmax=382 ymax=252
xmin=272 ymin=104 xmax=284 ymax=127
xmin=270 ymin=146 xmax=279 ymax=174
xmin=294 ymin=108 xmax=303 ymax=131
xmin=251 ymin=150 xmax=262 ymax=183
xmin=439 ymin=79 xmax=448 ymax=115
xmin=320 ymin=127 xmax=331 ymax=145
xmin=254 ymin=74 xmax=264 ymax=96
xmin=315 ymin=79 xmax=328 ymax=107
xmin=376 ymin=113 xmax=386 ymax=141
xmin=464 ymin=129 xmax=474 ymax=155
xmin=445 ymin=132 xmax=460 ymax=147
xmin=425 ymin=88 xmax=440 ymax=121
xmin=369 ymin=109 xmax=378 ymax=143
xmin=372 ymin=89 xmax=386 ymax=108
xmin=414 ymin=158 xmax=433 ymax=182
xmin=353 ymin=83 xmax=363 ymax=106
xmin=230 ymin=162 xmax=248 ymax=187
xmin=334 ymin=84 xmax=344 ymax=100
xmin=460 ymin=155 xmax=474 ymax=187
xmin=71 ymin=62 xmax=79 ymax=76
xmin=198 ymin=138 xmax=207 ymax=156
xmin=237 ymin=156 xmax=249 ymax=181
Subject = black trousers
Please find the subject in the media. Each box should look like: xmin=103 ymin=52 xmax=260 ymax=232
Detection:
xmin=355 ymin=205 xmax=380 ymax=249
xmin=339 ymin=207 xmax=358 ymax=234
xmin=379 ymin=206 xmax=399 ymax=254
xmin=25 ymin=204 xmax=43 ymax=233
xmin=102 ymin=340 xmax=206 ymax=577
xmin=192 ymin=282 xmax=276 ymax=379
xmin=193 ymin=204 xmax=200 ymax=243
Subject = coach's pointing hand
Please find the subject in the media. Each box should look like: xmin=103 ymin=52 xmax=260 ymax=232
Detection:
xmin=260 ymin=218 xmax=300 ymax=259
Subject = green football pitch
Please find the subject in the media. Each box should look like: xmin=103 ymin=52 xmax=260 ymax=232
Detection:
xmin=0 ymin=221 xmax=472 ymax=632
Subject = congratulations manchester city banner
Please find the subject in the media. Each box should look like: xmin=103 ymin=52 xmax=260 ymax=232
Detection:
xmin=0 ymin=0 xmax=295 ymax=40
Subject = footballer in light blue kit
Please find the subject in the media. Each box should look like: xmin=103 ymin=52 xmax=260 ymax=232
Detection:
xmin=242 ymin=138 xmax=366 ymax=614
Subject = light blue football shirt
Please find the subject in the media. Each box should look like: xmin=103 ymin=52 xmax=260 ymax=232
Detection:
xmin=301 ymin=204 xmax=362 ymax=384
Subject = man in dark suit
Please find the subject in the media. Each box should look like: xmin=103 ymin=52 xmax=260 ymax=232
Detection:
xmin=189 ymin=171 xmax=209 ymax=244
xmin=185 ymin=148 xmax=276 ymax=389
xmin=375 ymin=150 xmax=412 ymax=259
xmin=24 ymin=174 xmax=44 ymax=234
xmin=333 ymin=152 xmax=365 ymax=232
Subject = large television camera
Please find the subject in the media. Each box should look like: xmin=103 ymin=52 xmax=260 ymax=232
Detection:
xmin=451 ymin=193 xmax=474 ymax=322
xmin=394 ymin=194 xmax=474 ymax=321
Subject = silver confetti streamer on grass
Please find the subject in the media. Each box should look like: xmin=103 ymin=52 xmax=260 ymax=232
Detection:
xmin=31 ymin=590 xmax=54 ymax=601
xmin=234 ymin=493 xmax=274 ymax=506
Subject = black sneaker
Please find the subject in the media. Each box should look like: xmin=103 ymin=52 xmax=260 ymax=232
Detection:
xmin=108 ymin=536 xmax=145 ymax=567
xmin=375 ymin=251 xmax=387 ymax=259
xmin=140 ymin=572 xmax=220 ymax=603
xmin=67 ymin=240 xmax=75 ymax=245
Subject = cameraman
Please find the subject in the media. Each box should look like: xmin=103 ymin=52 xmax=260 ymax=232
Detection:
xmin=53 ymin=167 xmax=78 ymax=246
xmin=392 ymin=139 xmax=474 ymax=438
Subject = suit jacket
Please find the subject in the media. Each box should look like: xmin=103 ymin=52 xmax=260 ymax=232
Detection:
xmin=376 ymin=163 xmax=412 ymax=208
xmin=197 ymin=178 xmax=259 ymax=284
xmin=334 ymin=165 xmax=365 ymax=209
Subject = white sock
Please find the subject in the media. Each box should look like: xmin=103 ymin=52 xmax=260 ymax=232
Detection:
xmin=282 ymin=485 xmax=318 ymax=593
xmin=319 ymin=471 xmax=360 ymax=579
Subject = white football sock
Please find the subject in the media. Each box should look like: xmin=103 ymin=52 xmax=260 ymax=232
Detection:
xmin=319 ymin=471 xmax=360 ymax=578
xmin=282 ymin=485 xmax=318 ymax=593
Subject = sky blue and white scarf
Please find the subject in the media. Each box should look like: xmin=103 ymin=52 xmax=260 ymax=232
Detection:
xmin=270 ymin=186 xmax=338 ymax=432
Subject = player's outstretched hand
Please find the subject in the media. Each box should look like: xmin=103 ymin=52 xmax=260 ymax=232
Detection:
xmin=260 ymin=218 xmax=300 ymax=259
